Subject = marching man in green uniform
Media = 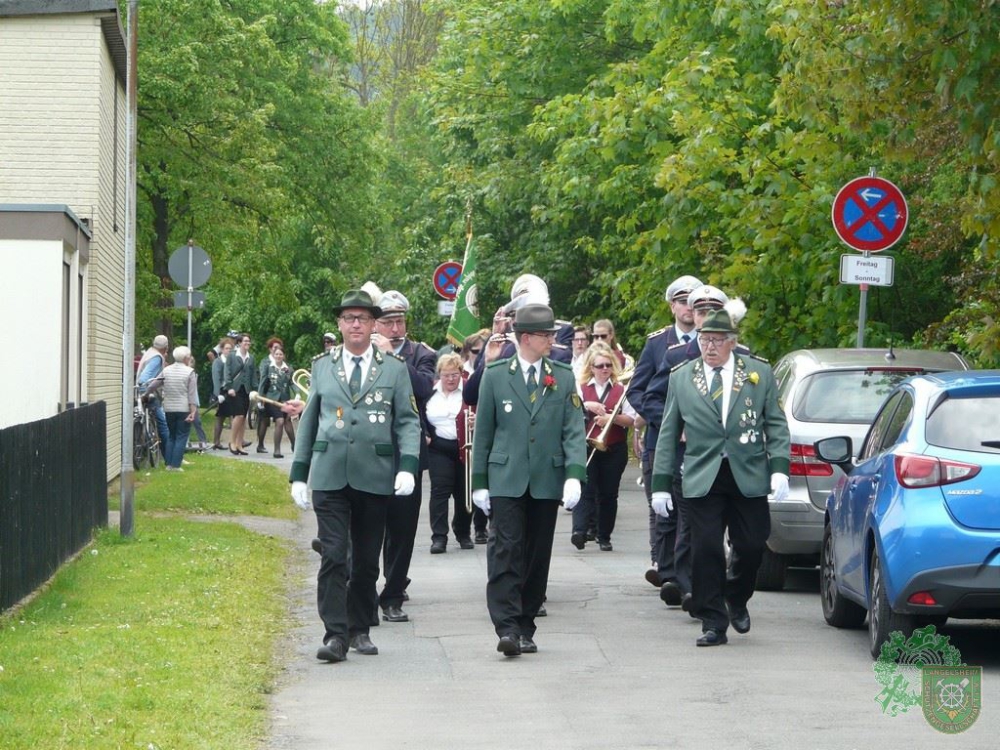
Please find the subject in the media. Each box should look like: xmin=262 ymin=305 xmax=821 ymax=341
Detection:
xmin=290 ymin=289 xmax=421 ymax=663
xmin=471 ymin=303 xmax=587 ymax=657
xmin=651 ymin=309 xmax=790 ymax=647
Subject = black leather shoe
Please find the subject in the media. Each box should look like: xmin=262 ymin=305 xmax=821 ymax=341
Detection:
xmin=644 ymin=566 xmax=662 ymax=588
xmin=273 ymin=453 xmax=284 ymax=459
xmin=402 ymin=590 xmax=409 ymax=602
xmin=458 ymin=537 xmax=475 ymax=550
xmin=256 ymin=445 xmax=268 ymax=454
xmin=474 ymin=530 xmax=488 ymax=544
xmin=599 ymin=541 xmax=613 ymax=552
xmin=518 ymin=635 xmax=537 ymax=653
xmin=660 ymin=580 xmax=682 ymax=606
xmin=586 ymin=529 xmax=597 ymax=542
xmin=681 ymin=593 xmax=697 ymax=619
xmin=497 ymin=634 xmax=521 ymax=657
xmin=430 ymin=541 xmax=447 ymax=554
xmin=350 ymin=633 xmax=378 ymax=655
xmin=728 ymin=602 xmax=751 ymax=634
xmin=317 ymin=639 xmax=347 ymax=662
xmin=570 ymin=532 xmax=586 ymax=550
xmin=536 ymin=605 xmax=547 ymax=617
xmin=696 ymin=630 xmax=728 ymax=647
xmin=382 ymin=605 xmax=409 ymax=623
xmin=311 ymin=538 xmax=321 ymax=554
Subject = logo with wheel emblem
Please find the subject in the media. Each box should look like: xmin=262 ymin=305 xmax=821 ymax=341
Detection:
xmin=873 ymin=625 xmax=981 ymax=733
xmin=922 ymin=667 xmax=982 ymax=733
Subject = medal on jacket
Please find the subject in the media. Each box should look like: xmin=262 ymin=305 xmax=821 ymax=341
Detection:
xmin=335 ymin=406 xmax=345 ymax=429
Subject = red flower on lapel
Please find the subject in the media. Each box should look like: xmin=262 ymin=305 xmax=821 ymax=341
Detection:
xmin=543 ymin=374 xmax=557 ymax=390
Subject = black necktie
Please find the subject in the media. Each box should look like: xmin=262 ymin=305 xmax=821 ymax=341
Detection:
xmin=681 ymin=334 xmax=691 ymax=343
xmin=527 ymin=364 xmax=538 ymax=403
xmin=350 ymin=356 xmax=363 ymax=398
xmin=711 ymin=366 xmax=724 ymax=415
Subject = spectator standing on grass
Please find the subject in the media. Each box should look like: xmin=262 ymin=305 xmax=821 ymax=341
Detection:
xmin=211 ymin=337 xmax=234 ymax=449
xmin=160 ymin=346 xmax=198 ymax=471
xmin=137 ymin=334 xmax=170 ymax=450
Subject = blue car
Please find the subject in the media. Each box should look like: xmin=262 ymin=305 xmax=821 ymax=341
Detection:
xmin=814 ymin=371 xmax=1000 ymax=657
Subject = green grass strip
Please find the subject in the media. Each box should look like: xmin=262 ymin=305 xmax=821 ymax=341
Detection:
xmin=117 ymin=452 xmax=297 ymax=519
xmin=0 ymin=518 xmax=291 ymax=749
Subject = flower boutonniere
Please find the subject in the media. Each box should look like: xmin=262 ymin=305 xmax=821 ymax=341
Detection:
xmin=748 ymin=372 xmax=760 ymax=385
xmin=543 ymin=374 xmax=557 ymax=390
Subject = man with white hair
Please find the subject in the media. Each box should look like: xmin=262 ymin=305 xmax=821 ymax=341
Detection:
xmin=159 ymin=345 xmax=198 ymax=471
xmin=137 ymin=334 xmax=171 ymax=451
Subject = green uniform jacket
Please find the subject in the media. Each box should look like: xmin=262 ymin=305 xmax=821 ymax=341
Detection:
xmin=471 ymin=356 xmax=586 ymax=500
xmin=290 ymin=345 xmax=421 ymax=495
xmin=651 ymin=354 xmax=790 ymax=498
xmin=223 ymin=352 xmax=255 ymax=392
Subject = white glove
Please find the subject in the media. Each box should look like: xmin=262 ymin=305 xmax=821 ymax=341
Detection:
xmin=291 ymin=481 xmax=311 ymax=511
xmin=472 ymin=489 xmax=491 ymax=514
xmin=561 ymin=478 xmax=582 ymax=510
xmin=217 ymin=394 xmax=225 ymax=404
xmin=394 ymin=471 xmax=416 ymax=496
xmin=651 ymin=491 xmax=673 ymax=518
xmin=770 ymin=472 xmax=790 ymax=503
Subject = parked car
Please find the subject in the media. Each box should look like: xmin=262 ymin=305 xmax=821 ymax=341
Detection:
xmin=815 ymin=371 xmax=1000 ymax=657
xmin=760 ymin=348 xmax=970 ymax=590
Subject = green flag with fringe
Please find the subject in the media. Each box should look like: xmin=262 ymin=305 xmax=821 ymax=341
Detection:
xmin=447 ymin=232 xmax=479 ymax=346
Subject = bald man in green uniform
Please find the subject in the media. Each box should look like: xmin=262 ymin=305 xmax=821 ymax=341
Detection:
xmin=471 ymin=303 xmax=587 ymax=657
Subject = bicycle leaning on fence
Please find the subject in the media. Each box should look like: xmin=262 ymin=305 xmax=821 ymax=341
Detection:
xmin=132 ymin=382 xmax=162 ymax=469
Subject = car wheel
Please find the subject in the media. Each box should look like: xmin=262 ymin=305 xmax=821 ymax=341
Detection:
xmin=869 ymin=547 xmax=915 ymax=658
xmin=820 ymin=523 xmax=866 ymax=628
xmin=754 ymin=548 xmax=788 ymax=591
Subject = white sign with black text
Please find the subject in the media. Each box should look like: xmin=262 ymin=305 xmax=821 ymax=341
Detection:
xmin=840 ymin=254 xmax=895 ymax=287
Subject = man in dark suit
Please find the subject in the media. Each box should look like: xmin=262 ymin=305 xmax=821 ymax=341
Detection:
xmin=290 ymin=289 xmax=421 ymax=662
xmin=642 ymin=285 xmax=747 ymax=609
xmin=625 ymin=275 xmax=701 ymax=585
xmin=651 ymin=309 xmax=789 ymax=647
xmin=373 ymin=290 xmax=438 ymax=623
xmin=471 ymin=303 xmax=587 ymax=657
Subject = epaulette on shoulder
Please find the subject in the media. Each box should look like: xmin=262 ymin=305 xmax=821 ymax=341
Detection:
xmin=487 ymin=357 xmax=511 ymax=369
xmin=549 ymin=358 xmax=573 ymax=371
xmin=667 ymin=341 xmax=686 ymax=351
xmin=555 ymin=319 xmax=573 ymax=327
xmin=386 ymin=350 xmax=406 ymax=362
xmin=747 ymin=353 xmax=769 ymax=364
xmin=670 ymin=360 xmax=690 ymax=373
xmin=419 ymin=341 xmax=436 ymax=354
xmin=311 ymin=351 xmax=327 ymax=362
xmin=647 ymin=326 xmax=669 ymax=339
xmin=551 ymin=342 xmax=569 ymax=350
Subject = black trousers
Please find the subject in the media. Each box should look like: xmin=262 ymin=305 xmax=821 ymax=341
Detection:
xmin=654 ymin=473 xmax=692 ymax=591
xmin=687 ymin=460 xmax=770 ymax=633
xmin=427 ymin=441 xmax=474 ymax=543
xmin=486 ymin=494 xmax=559 ymax=639
xmin=641 ymin=451 xmax=656 ymax=563
xmin=379 ymin=472 xmax=424 ymax=609
xmin=313 ymin=487 xmax=388 ymax=647
xmin=573 ymin=441 xmax=628 ymax=541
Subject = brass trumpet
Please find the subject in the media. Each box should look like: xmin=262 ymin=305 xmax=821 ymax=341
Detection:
xmin=291 ymin=369 xmax=311 ymax=401
xmin=585 ymin=368 xmax=634 ymax=467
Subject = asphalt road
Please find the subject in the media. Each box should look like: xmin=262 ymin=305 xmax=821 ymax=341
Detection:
xmin=260 ymin=462 xmax=999 ymax=750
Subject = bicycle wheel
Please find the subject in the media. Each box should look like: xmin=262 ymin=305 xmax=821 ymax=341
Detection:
xmin=247 ymin=405 xmax=259 ymax=431
xmin=146 ymin=417 xmax=161 ymax=467
xmin=133 ymin=419 xmax=147 ymax=469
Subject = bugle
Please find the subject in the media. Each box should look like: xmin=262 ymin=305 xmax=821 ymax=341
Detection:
xmin=291 ymin=368 xmax=311 ymax=402
xmin=248 ymin=390 xmax=283 ymax=409
xmin=461 ymin=406 xmax=474 ymax=513
xmin=585 ymin=369 xmax=634 ymax=467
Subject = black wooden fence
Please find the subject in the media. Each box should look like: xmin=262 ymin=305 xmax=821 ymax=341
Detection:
xmin=1 ymin=402 xmax=108 ymax=611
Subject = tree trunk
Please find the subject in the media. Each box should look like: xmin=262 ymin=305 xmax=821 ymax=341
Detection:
xmin=151 ymin=188 xmax=174 ymax=341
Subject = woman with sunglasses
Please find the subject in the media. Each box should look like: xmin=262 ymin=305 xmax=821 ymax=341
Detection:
xmin=573 ymin=342 xmax=636 ymax=551
xmin=591 ymin=319 xmax=628 ymax=369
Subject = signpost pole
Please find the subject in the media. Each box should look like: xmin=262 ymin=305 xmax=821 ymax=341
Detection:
xmin=186 ymin=239 xmax=194 ymax=347
xmin=857 ymin=252 xmax=869 ymax=347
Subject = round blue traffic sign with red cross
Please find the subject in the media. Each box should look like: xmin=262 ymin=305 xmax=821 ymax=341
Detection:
xmin=433 ymin=261 xmax=463 ymax=300
xmin=832 ymin=176 xmax=908 ymax=252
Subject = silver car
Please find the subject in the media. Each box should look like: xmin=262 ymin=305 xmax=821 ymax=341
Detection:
xmin=757 ymin=347 xmax=970 ymax=590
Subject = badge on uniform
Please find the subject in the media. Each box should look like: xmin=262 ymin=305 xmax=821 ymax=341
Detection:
xmin=374 ymin=391 xmax=383 ymax=403
xmin=571 ymin=393 xmax=582 ymax=409
xmin=502 ymin=399 xmax=513 ymax=413
xmin=335 ymin=406 xmax=345 ymax=430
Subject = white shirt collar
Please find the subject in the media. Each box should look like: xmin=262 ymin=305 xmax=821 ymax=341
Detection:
xmin=342 ymin=346 xmax=374 ymax=369
xmin=517 ymin=353 xmax=542 ymax=377
xmin=675 ymin=324 xmax=695 ymax=342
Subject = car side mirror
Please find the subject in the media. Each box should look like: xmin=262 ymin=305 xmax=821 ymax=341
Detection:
xmin=814 ymin=436 xmax=855 ymax=473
